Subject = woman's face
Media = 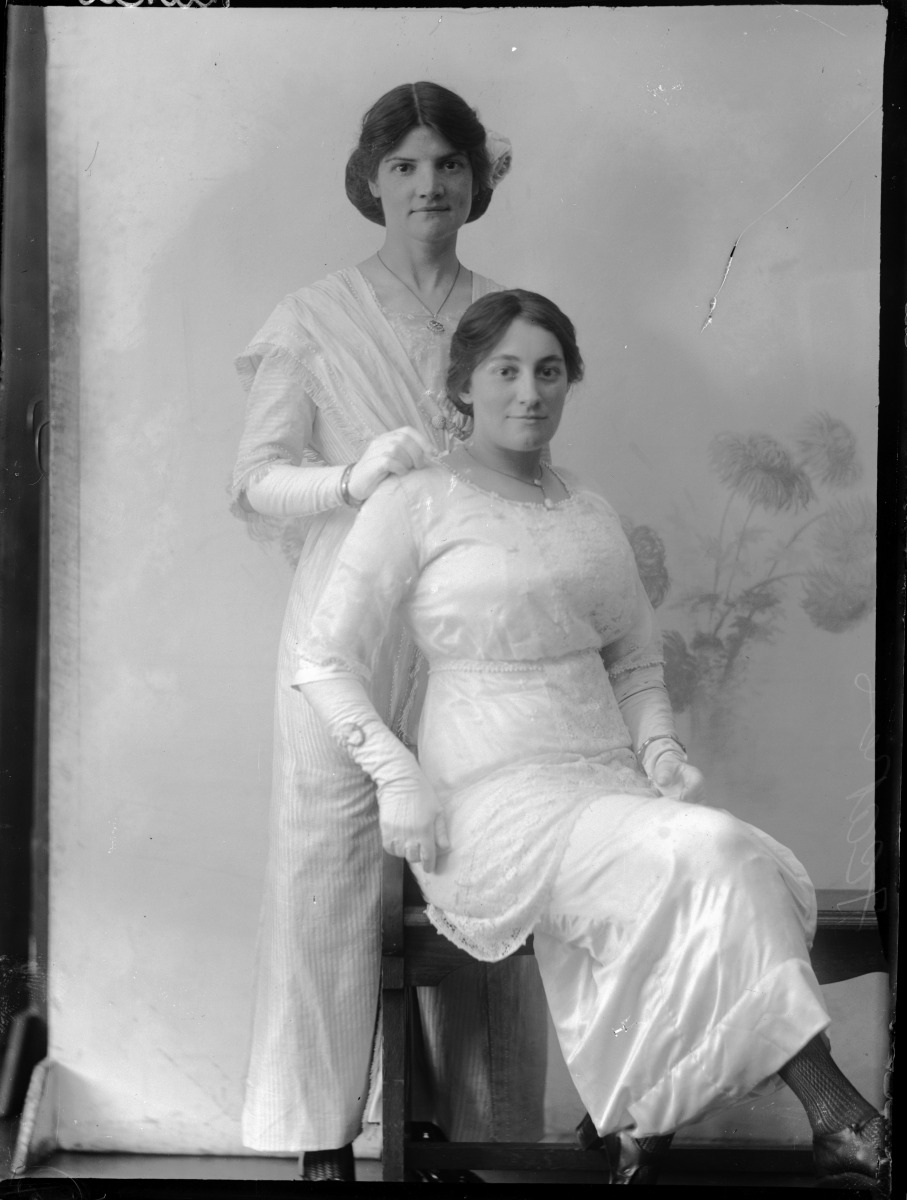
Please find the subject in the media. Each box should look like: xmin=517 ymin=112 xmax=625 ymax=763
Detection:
xmin=463 ymin=319 xmax=569 ymax=457
xmin=368 ymin=126 xmax=475 ymax=243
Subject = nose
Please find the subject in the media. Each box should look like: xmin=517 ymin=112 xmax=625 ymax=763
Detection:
xmin=516 ymin=372 xmax=541 ymax=406
xmin=415 ymin=163 xmax=443 ymax=196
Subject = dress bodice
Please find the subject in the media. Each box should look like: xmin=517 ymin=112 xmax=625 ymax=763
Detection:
xmin=399 ymin=463 xmax=641 ymax=665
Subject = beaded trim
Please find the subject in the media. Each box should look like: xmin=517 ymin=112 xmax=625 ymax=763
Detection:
xmin=430 ymin=648 xmax=601 ymax=675
xmin=637 ymin=733 xmax=687 ymax=758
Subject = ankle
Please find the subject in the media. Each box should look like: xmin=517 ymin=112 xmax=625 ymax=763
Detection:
xmin=779 ymin=1034 xmax=878 ymax=1137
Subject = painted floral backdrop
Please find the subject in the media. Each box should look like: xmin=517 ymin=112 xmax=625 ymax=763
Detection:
xmin=623 ymin=411 xmax=875 ymax=761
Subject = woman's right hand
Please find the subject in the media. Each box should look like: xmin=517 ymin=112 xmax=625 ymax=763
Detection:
xmin=347 ymin=426 xmax=436 ymax=503
xmin=649 ymin=750 xmax=705 ymax=804
xmin=377 ymin=776 xmax=450 ymax=874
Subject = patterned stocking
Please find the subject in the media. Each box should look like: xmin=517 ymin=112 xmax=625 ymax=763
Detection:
xmin=779 ymin=1034 xmax=879 ymax=1136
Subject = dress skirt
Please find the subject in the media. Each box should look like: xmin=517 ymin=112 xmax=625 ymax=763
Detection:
xmin=532 ymin=793 xmax=831 ymax=1137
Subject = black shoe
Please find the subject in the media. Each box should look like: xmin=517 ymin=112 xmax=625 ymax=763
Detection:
xmin=576 ymin=1113 xmax=673 ymax=1184
xmin=299 ymin=1144 xmax=355 ymax=1182
xmin=813 ymin=1114 xmax=889 ymax=1194
xmin=409 ymin=1122 xmax=486 ymax=1184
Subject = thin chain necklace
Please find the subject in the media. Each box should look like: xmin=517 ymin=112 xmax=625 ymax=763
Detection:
xmin=463 ymin=446 xmax=554 ymax=508
xmin=376 ymin=252 xmax=461 ymax=334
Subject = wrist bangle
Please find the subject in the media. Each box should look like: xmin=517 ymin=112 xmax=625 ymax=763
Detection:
xmin=637 ymin=734 xmax=686 ymax=760
xmin=340 ymin=463 xmax=363 ymax=509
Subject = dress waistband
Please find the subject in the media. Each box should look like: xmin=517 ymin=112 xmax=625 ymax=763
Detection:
xmin=429 ymin=648 xmax=601 ymax=675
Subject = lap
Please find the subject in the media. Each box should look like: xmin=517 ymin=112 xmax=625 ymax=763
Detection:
xmin=538 ymin=793 xmax=816 ymax=948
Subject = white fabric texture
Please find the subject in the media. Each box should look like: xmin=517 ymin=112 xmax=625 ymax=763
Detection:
xmin=296 ymin=458 xmax=831 ymax=1133
xmin=232 ymin=268 xmax=548 ymax=1151
xmin=301 ymin=673 xmax=448 ymax=871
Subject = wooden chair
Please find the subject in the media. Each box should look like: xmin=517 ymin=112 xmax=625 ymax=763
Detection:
xmin=380 ymin=851 xmax=887 ymax=1182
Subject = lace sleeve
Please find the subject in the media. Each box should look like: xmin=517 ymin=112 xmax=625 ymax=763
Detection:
xmin=601 ymin=574 xmax=665 ymax=682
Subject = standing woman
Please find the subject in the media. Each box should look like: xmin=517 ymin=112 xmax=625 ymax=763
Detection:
xmin=231 ymin=83 xmax=548 ymax=1181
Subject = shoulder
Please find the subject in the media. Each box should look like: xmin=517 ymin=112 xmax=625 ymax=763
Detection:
xmin=553 ymin=466 xmax=618 ymax=512
xmin=237 ymin=271 xmax=358 ymax=370
xmin=369 ymin=461 xmax=450 ymax=508
xmin=354 ymin=467 xmax=451 ymax=554
xmin=362 ymin=463 xmax=455 ymax=528
xmin=280 ymin=269 xmax=356 ymax=316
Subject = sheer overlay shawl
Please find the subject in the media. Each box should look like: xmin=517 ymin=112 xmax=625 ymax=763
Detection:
xmin=233 ymin=268 xmax=495 ymax=496
xmin=231 ymin=265 xmax=499 ymax=729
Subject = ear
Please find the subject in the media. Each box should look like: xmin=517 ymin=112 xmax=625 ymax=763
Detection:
xmin=368 ymin=177 xmax=381 ymax=200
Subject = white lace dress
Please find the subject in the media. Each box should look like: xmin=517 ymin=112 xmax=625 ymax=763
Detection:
xmin=298 ymin=459 xmax=831 ymax=1137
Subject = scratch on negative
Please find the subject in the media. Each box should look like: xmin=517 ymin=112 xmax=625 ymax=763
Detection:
xmin=85 ymin=141 xmax=99 ymax=175
xmin=784 ymin=5 xmax=848 ymax=38
xmin=701 ymin=104 xmax=881 ymax=332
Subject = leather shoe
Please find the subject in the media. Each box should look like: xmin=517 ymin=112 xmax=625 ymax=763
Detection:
xmin=813 ymin=1114 xmax=889 ymax=1194
xmin=409 ymin=1121 xmax=486 ymax=1184
xmin=576 ymin=1113 xmax=673 ymax=1184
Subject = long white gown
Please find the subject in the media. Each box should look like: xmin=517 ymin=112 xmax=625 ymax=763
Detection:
xmin=296 ymin=458 xmax=832 ymax=1137
xmin=232 ymin=269 xmax=548 ymax=1151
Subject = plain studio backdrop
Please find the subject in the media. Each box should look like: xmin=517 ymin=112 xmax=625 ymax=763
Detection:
xmin=42 ymin=6 xmax=887 ymax=1159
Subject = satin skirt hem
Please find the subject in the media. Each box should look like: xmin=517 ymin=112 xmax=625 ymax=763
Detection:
xmin=621 ymin=959 xmax=831 ymax=1136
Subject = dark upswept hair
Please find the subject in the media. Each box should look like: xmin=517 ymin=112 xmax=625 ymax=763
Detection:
xmin=447 ymin=290 xmax=585 ymax=415
xmin=345 ymin=82 xmax=493 ymax=226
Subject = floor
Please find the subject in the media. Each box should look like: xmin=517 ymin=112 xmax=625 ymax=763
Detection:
xmin=1 ymin=1120 xmax=819 ymax=1190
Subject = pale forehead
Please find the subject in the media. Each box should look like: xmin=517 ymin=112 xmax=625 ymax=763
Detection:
xmin=485 ymin=319 xmax=564 ymax=361
xmin=383 ymin=126 xmax=460 ymax=162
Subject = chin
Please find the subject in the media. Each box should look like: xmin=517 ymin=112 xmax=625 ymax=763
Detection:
xmin=512 ymin=432 xmax=551 ymax=452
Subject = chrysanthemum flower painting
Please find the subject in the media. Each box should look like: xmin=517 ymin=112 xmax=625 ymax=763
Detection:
xmin=621 ymin=411 xmax=875 ymax=756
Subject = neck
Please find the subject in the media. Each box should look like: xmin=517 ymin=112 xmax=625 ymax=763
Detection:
xmin=377 ymin=234 xmax=460 ymax=289
xmin=466 ymin=442 xmax=545 ymax=482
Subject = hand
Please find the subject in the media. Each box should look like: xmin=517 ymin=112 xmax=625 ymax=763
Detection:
xmin=377 ymin=777 xmax=451 ymax=874
xmin=649 ymin=750 xmax=705 ymax=804
xmin=348 ymin=427 xmax=436 ymax=502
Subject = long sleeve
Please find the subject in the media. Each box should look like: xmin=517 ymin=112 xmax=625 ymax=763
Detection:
xmin=300 ymin=674 xmax=447 ymax=871
xmin=245 ymin=462 xmax=347 ymax=518
xmin=232 ymin=347 xmax=348 ymax=520
xmin=601 ymin=573 xmax=683 ymax=772
xmin=294 ymin=477 xmax=423 ymax=687
xmin=294 ymin=478 xmax=448 ymax=868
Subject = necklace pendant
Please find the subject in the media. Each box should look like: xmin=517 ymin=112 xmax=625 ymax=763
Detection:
xmin=427 ymin=318 xmax=445 ymax=334
xmin=544 ymin=498 xmax=554 ymax=510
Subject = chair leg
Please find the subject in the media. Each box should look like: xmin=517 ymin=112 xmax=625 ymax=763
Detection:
xmin=382 ymin=967 xmax=407 ymax=1182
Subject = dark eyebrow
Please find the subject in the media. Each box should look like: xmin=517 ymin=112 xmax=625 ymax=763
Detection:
xmin=383 ymin=152 xmax=468 ymax=164
xmin=487 ymin=353 xmax=565 ymax=364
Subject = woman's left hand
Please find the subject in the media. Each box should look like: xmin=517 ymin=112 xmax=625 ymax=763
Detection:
xmin=649 ymin=751 xmax=705 ymax=804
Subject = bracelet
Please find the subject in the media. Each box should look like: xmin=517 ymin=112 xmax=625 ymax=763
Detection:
xmin=637 ymin=733 xmax=686 ymax=760
xmin=339 ymin=463 xmax=363 ymax=509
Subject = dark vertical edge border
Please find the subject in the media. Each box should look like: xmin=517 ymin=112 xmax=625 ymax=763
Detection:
xmin=877 ymin=2 xmax=905 ymax=1192
xmin=0 ymin=5 xmax=49 ymax=1056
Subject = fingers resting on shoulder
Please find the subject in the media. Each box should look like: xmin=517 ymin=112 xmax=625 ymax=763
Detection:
xmin=348 ymin=426 xmax=436 ymax=501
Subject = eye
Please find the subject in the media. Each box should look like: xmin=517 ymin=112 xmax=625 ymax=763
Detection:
xmin=391 ymin=163 xmax=413 ymax=174
xmin=442 ymin=158 xmax=467 ymax=172
xmin=539 ymin=365 xmax=564 ymax=380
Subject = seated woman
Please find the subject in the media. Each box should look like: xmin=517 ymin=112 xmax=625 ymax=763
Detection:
xmin=294 ymin=289 xmax=888 ymax=1190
